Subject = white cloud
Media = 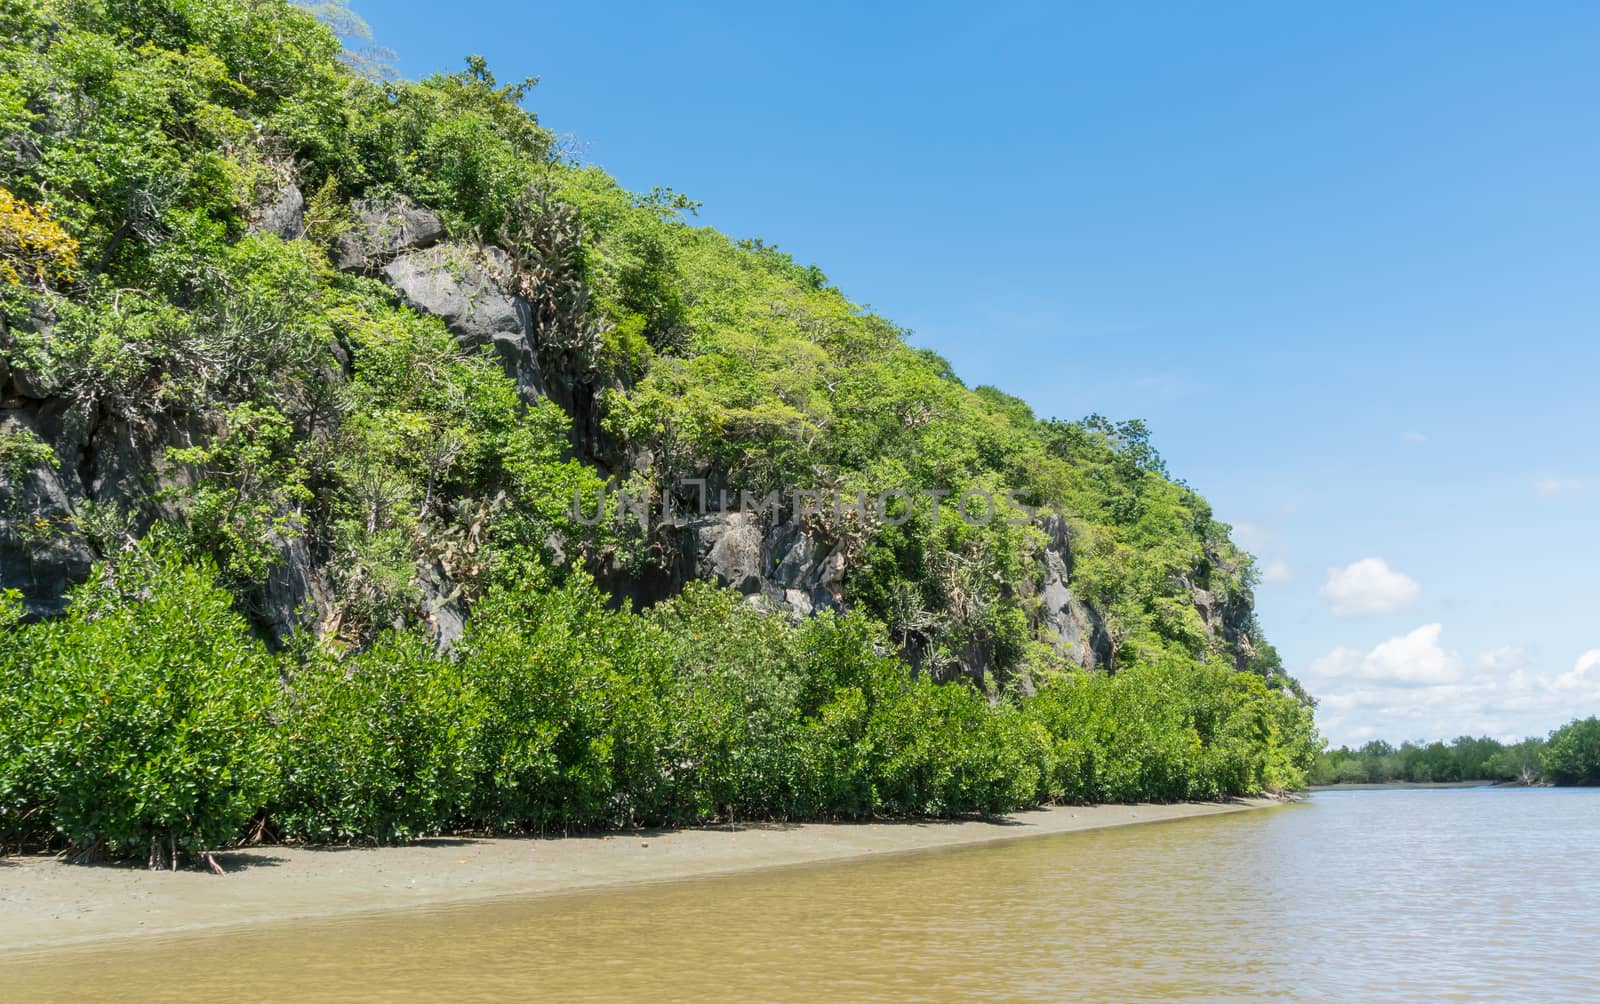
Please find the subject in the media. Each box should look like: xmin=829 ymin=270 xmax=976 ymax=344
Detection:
xmin=1534 ymin=477 xmax=1583 ymax=497
xmin=1403 ymin=431 xmax=1428 ymax=444
xmin=1321 ymin=558 xmax=1420 ymax=617
xmin=1260 ymin=559 xmax=1292 ymax=585
xmin=1364 ymin=624 xmax=1462 ymax=685
xmin=1476 ymin=646 xmax=1528 ymax=673
xmin=1555 ymin=650 xmax=1600 ymax=693
xmin=1309 ymin=624 xmax=1461 ymax=688
xmin=1306 ymin=638 xmax=1600 ymax=747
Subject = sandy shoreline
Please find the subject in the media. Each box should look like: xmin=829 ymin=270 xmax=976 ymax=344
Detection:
xmin=0 ymin=797 xmax=1284 ymax=955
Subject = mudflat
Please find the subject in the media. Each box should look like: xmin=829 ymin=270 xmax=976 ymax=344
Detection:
xmin=0 ymin=798 xmax=1282 ymax=954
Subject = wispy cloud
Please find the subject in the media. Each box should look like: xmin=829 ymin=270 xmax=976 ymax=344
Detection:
xmin=1233 ymin=522 xmax=1292 ymax=586
xmin=1476 ymin=645 xmax=1528 ymax=673
xmin=1534 ymin=477 xmax=1583 ymax=498
xmin=1260 ymin=559 xmax=1293 ymax=585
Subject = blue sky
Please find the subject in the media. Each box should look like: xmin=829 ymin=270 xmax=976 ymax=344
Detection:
xmin=360 ymin=1 xmax=1600 ymax=746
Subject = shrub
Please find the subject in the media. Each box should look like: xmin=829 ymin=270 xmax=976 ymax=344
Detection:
xmin=1022 ymin=655 xmax=1314 ymax=804
xmin=0 ymin=186 xmax=78 ymax=289
xmin=869 ymin=680 xmax=1043 ymax=816
xmin=1542 ymin=717 xmax=1600 ymax=786
xmin=785 ymin=609 xmax=1048 ymax=818
xmin=456 ymin=576 xmax=638 ymax=830
xmin=275 ymin=632 xmax=483 ymax=843
xmin=643 ymin=583 xmax=803 ymax=822
xmin=786 ymin=686 xmax=877 ymax=817
xmin=0 ymin=590 xmax=40 ymax=850
xmin=8 ymin=546 xmax=279 ymax=865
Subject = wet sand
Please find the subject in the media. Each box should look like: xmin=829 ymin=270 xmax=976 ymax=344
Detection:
xmin=0 ymin=798 xmax=1282 ymax=954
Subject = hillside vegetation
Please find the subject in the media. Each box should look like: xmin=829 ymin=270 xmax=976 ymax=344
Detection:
xmin=0 ymin=0 xmax=1316 ymax=864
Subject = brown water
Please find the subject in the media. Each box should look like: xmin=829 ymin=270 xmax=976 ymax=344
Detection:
xmin=4 ymin=788 xmax=1597 ymax=1001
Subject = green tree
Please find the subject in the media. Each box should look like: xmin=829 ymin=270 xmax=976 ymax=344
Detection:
xmin=1542 ymin=717 xmax=1600 ymax=786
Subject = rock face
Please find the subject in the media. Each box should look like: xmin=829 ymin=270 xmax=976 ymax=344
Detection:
xmin=336 ymin=198 xmax=445 ymax=271
xmin=0 ymin=405 xmax=97 ymax=618
xmin=418 ymin=560 xmax=467 ymax=653
xmin=1186 ymin=548 xmax=1258 ymax=672
xmin=3 ymin=300 xmax=61 ymax=399
xmin=252 ymin=530 xmax=326 ymax=644
xmin=0 ymin=405 xmax=327 ymax=641
xmin=250 ymin=181 xmax=304 ymax=241
xmin=0 ymin=221 xmax=533 ymax=642
xmin=593 ymin=506 xmax=1115 ymax=686
xmin=680 ymin=513 xmax=848 ymax=617
xmin=0 ymin=393 xmax=199 ymax=620
xmin=383 ymin=244 xmax=547 ymax=403
xmin=0 ymin=302 xmax=327 ymax=638
xmin=1032 ymin=514 xmax=1112 ymax=671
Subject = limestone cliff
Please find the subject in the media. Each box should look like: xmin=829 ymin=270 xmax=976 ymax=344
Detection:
xmin=1 ymin=190 xmax=1255 ymax=686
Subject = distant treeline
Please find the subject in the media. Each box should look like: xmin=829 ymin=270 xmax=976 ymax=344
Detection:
xmin=1311 ymin=719 xmax=1600 ymax=786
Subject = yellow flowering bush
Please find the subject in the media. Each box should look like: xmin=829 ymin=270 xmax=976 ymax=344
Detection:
xmin=0 ymin=187 xmax=77 ymax=289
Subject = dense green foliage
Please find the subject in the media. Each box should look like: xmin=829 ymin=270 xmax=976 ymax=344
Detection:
xmin=1541 ymin=718 xmax=1600 ymax=786
xmin=274 ymin=630 xmax=479 ymax=843
xmin=0 ymin=549 xmax=278 ymax=863
xmin=1311 ymin=727 xmax=1600 ymax=788
xmin=0 ymin=547 xmax=1318 ymax=857
xmin=0 ymin=0 xmax=1323 ymax=862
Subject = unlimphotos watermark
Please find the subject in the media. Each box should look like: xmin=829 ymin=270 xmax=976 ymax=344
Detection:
xmin=571 ymin=479 xmax=1041 ymax=530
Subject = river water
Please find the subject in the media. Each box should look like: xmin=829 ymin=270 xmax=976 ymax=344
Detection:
xmin=4 ymin=788 xmax=1597 ymax=1001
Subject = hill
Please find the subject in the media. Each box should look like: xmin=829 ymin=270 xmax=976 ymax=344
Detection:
xmin=0 ymin=0 xmax=1316 ymax=863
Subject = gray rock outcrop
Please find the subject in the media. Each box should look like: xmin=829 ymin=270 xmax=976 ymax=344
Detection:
xmin=336 ymin=198 xmax=445 ymax=271
xmin=0 ymin=407 xmax=96 ymax=618
xmin=250 ymin=181 xmax=305 ymax=241
xmin=3 ymin=299 xmax=63 ymax=399
xmin=679 ymin=512 xmax=847 ymax=617
xmin=1033 ymin=514 xmax=1112 ymax=670
xmin=418 ymin=560 xmax=467 ymax=653
xmin=0 ymin=399 xmax=332 ymax=640
xmin=0 ymin=376 xmax=216 ymax=619
xmin=383 ymin=244 xmax=546 ymax=402
xmin=1 ymin=298 xmax=326 ymax=637
xmin=1184 ymin=546 xmax=1258 ymax=671
xmin=251 ymin=530 xmax=326 ymax=644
